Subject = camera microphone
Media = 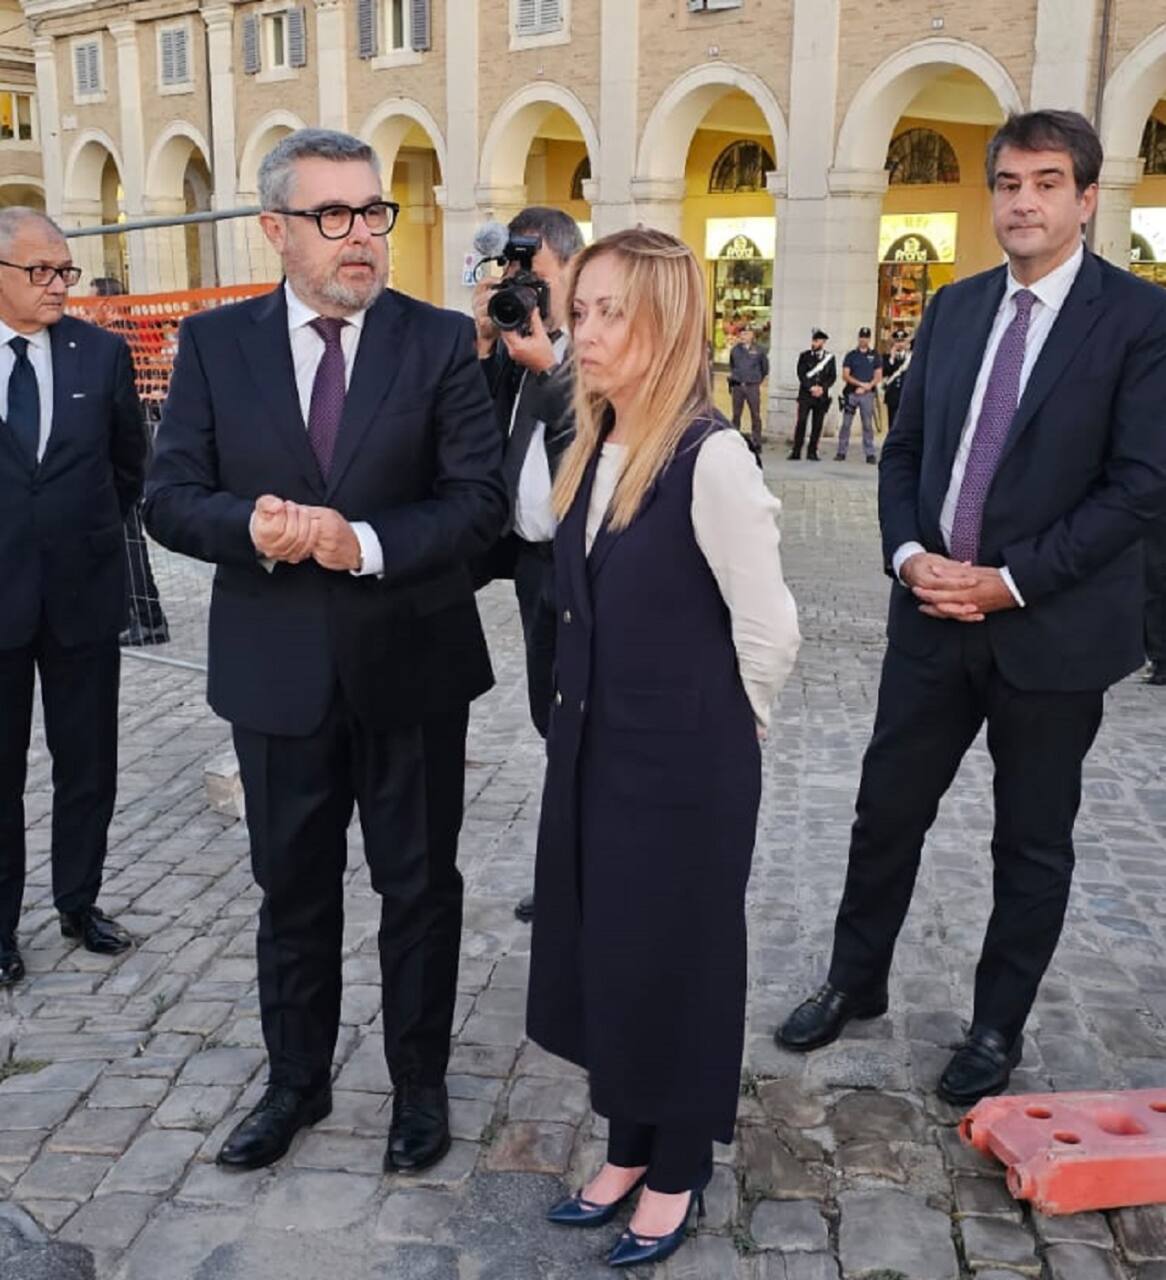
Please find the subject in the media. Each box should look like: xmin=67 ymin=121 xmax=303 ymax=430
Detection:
xmin=472 ymin=221 xmax=510 ymax=260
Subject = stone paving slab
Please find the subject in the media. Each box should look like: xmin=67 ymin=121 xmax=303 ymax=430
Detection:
xmin=3 ymin=452 xmax=1166 ymax=1278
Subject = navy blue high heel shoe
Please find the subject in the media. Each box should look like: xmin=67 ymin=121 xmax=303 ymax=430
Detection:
xmin=605 ymin=1179 xmax=708 ymax=1268
xmin=546 ymin=1170 xmax=647 ymax=1228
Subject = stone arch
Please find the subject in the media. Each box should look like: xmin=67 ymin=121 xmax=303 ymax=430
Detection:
xmin=636 ymin=62 xmax=788 ymax=183
xmin=834 ymin=38 xmax=1022 ymax=174
xmin=1102 ymin=26 xmax=1166 ymax=162
xmin=479 ymin=82 xmax=600 ymax=189
xmin=238 ymin=109 xmax=308 ymax=196
xmin=0 ymin=177 xmax=45 ymax=210
xmin=63 ymin=129 xmax=125 ymax=205
xmin=357 ymin=98 xmax=448 ymax=183
xmin=145 ymin=121 xmax=213 ymax=203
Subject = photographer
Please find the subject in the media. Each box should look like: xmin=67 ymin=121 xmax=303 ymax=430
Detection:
xmin=473 ymin=207 xmax=584 ymax=925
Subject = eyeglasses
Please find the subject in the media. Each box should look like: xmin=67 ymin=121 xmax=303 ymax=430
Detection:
xmin=0 ymin=259 xmax=83 ymax=287
xmin=274 ymin=201 xmax=400 ymax=240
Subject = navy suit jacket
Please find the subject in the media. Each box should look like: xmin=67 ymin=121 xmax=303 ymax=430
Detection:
xmin=143 ymin=285 xmax=507 ymax=737
xmin=0 ymin=314 xmax=144 ymax=651
xmin=880 ymin=250 xmax=1166 ymax=692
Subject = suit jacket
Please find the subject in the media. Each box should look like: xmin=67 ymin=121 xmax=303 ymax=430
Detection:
xmin=143 ymin=286 xmax=507 ymax=737
xmin=796 ymin=348 xmax=837 ymax=398
xmin=880 ymin=250 xmax=1166 ymax=693
xmin=0 ymin=315 xmax=145 ymax=651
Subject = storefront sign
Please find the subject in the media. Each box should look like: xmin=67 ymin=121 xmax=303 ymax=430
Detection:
xmin=1131 ymin=209 xmax=1166 ymax=264
xmin=705 ymin=216 xmax=776 ymax=261
xmin=878 ymin=212 xmax=958 ymax=264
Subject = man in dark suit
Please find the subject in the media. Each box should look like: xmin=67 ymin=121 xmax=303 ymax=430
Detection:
xmin=788 ymin=329 xmax=835 ymax=461
xmin=777 ymin=110 xmax=1166 ymax=1105
xmin=144 ymin=130 xmax=506 ymax=1173
xmin=0 ymin=210 xmax=145 ymax=989
xmin=472 ymin=207 xmax=581 ymax=924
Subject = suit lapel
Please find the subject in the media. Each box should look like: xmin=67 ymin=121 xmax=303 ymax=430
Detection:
xmin=324 ymin=290 xmax=407 ymax=499
xmin=241 ymin=287 xmax=325 ymax=498
xmin=939 ymin=267 xmax=1006 ymax=474
xmin=561 ymin=448 xmax=600 ymax=629
xmin=33 ymin=319 xmax=81 ymax=473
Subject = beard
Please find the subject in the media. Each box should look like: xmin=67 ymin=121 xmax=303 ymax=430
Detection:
xmin=287 ymin=246 xmax=388 ymax=312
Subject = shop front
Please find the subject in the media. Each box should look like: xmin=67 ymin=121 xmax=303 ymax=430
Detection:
xmin=1132 ymin=208 xmax=1166 ymax=287
xmin=876 ymin=212 xmax=958 ymax=348
xmin=706 ymin=216 xmax=775 ymax=363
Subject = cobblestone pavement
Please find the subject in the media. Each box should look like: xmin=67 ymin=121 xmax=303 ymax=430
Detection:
xmin=3 ymin=449 xmax=1166 ymax=1280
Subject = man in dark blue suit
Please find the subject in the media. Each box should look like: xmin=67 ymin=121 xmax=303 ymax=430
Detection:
xmin=145 ymin=130 xmax=506 ymax=1173
xmin=778 ymin=111 xmax=1166 ymax=1104
xmin=0 ymin=210 xmax=145 ymax=988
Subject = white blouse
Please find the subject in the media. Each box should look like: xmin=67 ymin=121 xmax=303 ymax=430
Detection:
xmin=585 ymin=432 xmax=800 ymax=729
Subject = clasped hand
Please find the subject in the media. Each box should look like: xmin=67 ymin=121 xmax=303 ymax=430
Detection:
xmin=901 ymin=552 xmax=1017 ymax=623
xmin=252 ymin=494 xmax=361 ymax=572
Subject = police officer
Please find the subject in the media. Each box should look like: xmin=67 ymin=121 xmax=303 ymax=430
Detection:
xmin=729 ymin=325 xmax=769 ymax=450
xmin=789 ymin=328 xmax=836 ymax=462
xmin=880 ymin=328 xmax=912 ymax=433
xmin=836 ymin=326 xmax=882 ymax=464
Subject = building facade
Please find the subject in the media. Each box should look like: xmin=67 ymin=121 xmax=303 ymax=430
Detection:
xmin=13 ymin=0 xmax=1166 ymax=417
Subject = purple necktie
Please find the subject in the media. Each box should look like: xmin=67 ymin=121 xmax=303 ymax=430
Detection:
xmin=949 ymin=289 xmax=1036 ymax=564
xmin=307 ymin=316 xmax=347 ymax=478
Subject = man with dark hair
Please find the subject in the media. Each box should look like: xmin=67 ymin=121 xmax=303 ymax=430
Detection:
xmin=789 ymin=328 xmax=835 ymax=461
xmin=836 ymin=326 xmax=882 ymax=463
xmin=881 ymin=328 xmax=911 ymax=432
xmin=729 ymin=325 xmax=769 ymax=450
xmin=145 ymin=129 xmax=506 ymax=1174
xmin=777 ymin=110 xmax=1166 ymax=1105
xmin=472 ymin=205 xmax=583 ymax=925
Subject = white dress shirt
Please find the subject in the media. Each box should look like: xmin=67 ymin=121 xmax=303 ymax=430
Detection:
xmin=893 ymin=243 xmax=1085 ymax=606
xmin=586 ymin=431 xmax=801 ymax=729
xmin=0 ymin=320 xmax=53 ymax=462
xmin=512 ymin=333 xmax=568 ymax=544
xmin=280 ymin=282 xmax=383 ymax=576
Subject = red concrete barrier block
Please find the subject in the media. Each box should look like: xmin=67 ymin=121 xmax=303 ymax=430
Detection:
xmin=958 ymin=1089 xmax=1166 ymax=1216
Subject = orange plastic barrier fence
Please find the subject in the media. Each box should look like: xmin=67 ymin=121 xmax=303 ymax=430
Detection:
xmin=959 ymin=1089 xmax=1166 ymax=1215
xmin=68 ymin=283 xmax=275 ymax=408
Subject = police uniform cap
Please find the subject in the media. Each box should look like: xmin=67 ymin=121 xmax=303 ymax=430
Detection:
xmin=891 ymin=328 xmax=908 ymax=341
xmin=811 ymin=328 xmax=828 ymax=340
xmin=858 ymin=326 xmax=872 ymax=338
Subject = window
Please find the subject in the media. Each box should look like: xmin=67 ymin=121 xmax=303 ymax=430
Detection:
xmin=1141 ymin=118 xmax=1166 ymax=177
xmin=72 ymin=39 xmax=102 ymax=99
xmin=0 ymin=91 xmax=34 ymax=143
xmin=687 ymin=0 xmax=744 ymax=10
xmin=387 ymin=0 xmax=409 ymax=49
xmin=709 ymin=140 xmax=775 ymax=193
xmin=886 ymin=129 xmax=960 ymax=185
xmin=243 ymin=8 xmax=307 ymax=76
xmin=516 ymin=0 xmax=563 ymax=36
xmin=267 ymin=12 xmax=288 ymax=68
xmin=159 ymin=26 xmax=191 ymax=88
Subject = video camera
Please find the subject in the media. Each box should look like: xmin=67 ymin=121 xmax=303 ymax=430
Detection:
xmin=472 ymin=221 xmax=551 ymax=337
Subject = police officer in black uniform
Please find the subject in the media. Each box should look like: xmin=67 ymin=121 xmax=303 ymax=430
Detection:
xmin=880 ymin=328 xmax=911 ymax=433
xmin=788 ymin=328 xmax=836 ymax=461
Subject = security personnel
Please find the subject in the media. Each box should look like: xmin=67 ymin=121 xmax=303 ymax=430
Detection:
xmin=728 ymin=325 xmax=769 ymax=450
xmin=836 ymin=326 xmax=882 ymax=464
xmin=788 ymin=328 xmax=836 ymax=461
xmin=881 ymin=328 xmax=912 ymax=432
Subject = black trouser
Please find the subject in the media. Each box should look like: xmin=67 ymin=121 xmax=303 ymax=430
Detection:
xmin=0 ymin=628 xmax=120 ymax=942
xmin=1145 ymin=515 xmax=1166 ymax=664
xmin=828 ymin=626 xmax=1103 ymax=1045
xmin=608 ymin=1117 xmax=713 ymax=1195
xmin=123 ymin=503 xmax=168 ymax=633
xmin=884 ymin=392 xmax=901 ymax=434
xmin=731 ymin=383 xmax=763 ymax=448
xmin=233 ymin=698 xmax=469 ymax=1093
xmin=513 ymin=539 xmax=556 ymax=739
xmin=791 ymin=394 xmax=828 ymax=457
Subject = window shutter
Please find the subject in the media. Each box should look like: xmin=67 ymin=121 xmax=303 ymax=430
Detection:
xmin=357 ymin=0 xmax=377 ymax=57
xmin=705 ymin=0 xmax=744 ymax=9
xmin=287 ymin=6 xmax=308 ymax=66
xmin=687 ymin=0 xmax=703 ymax=10
xmin=410 ymin=0 xmax=430 ymax=50
xmin=242 ymin=14 xmax=261 ymax=73
xmin=75 ymin=41 xmax=99 ymax=93
xmin=173 ymin=29 xmax=190 ymax=82
xmin=161 ymin=30 xmax=175 ymax=84
xmin=516 ymin=0 xmax=537 ymax=34
xmin=537 ymin=0 xmax=562 ymax=26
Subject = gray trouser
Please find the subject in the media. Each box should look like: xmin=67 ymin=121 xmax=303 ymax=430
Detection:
xmin=838 ymin=390 xmax=876 ymax=458
xmin=731 ymin=383 xmax=763 ymax=445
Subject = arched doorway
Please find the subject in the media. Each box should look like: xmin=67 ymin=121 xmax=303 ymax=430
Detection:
xmin=145 ymin=124 xmax=215 ymax=290
xmin=359 ymin=101 xmax=447 ymax=305
xmin=63 ymin=133 xmax=128 ymax=291
xmin=237 ymin=112 xmax=307 ymax=285
xmin=0 ymin=181 xmax=44 ymax=210
xmin=1130 ymin=103 xmax=1166 ymax=288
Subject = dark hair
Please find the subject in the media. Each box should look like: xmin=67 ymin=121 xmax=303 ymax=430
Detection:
xmin=91 ymin=275 xmax=126 ymax=296
xmin=508 ymin=206 xmax=585 ymax=265
xmin=985 ymin=110 xmax=1103 ymax=195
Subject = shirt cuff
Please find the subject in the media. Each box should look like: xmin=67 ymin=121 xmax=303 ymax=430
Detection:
xmin=350 ymin=521 xmax=384 ymax=578
xmin=999 ymin=565 xmax=1026 ymax=608
xmin=892 ymin=541 xmax=927 ymax=583
xmin=249 ymin=511 xmax=276 ymax=574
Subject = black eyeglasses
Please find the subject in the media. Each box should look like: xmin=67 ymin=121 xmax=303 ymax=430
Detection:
xmin=0 ymin=259 xmax=83 ymax=287
xmin=274 ymin=201 xmax=400 ymax=240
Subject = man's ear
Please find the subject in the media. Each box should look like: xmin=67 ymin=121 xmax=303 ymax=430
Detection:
xmin=258 ymin=211 xmax=286 ymax=254
xmin=1080 ymin=183 xmax=1099 ymax=225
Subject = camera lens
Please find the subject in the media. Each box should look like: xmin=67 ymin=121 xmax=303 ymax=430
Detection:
xmin=488 ymin=284 xmax=539 ymax=332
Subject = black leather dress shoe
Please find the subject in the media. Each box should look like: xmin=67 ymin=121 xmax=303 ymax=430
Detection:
xmin=937 ymin=1026 xmax=1023 ymax=1107
xmin=0 ymin=938 xmax=25 ymax=987
xmin=776 ymin=981 xmax=889 ymax=1052
xmin=217 ymin=1084 xmax=332 ymax=1169
xmin=1147 ymin=661 xmax=1166 ymax=686
xmin=59 ymin=906 xmax=132 ymax=955
xmin=385 ymin=1082 xmax=451 ymax=1173
xmin=515 ymin=894 xmax=535 ymax=923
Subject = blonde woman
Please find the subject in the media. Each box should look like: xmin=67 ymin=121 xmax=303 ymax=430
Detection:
xmin=526 ymin=228 xmax=800 ymax=1269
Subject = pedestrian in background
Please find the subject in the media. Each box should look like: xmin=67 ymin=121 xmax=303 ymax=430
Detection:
xmin=836 ymin=326 xmax=881 ymax=463
xmin=729 ymin=324 xmax=769 ymax=450
xmin=788 ymin=328 xmax=835 ymax=461
xmin=528 ymin=228 xmax=799 ymax=1270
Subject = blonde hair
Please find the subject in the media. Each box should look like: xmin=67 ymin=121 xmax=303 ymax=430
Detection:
xmin=552 ymin=227 xmax=712 ymax=531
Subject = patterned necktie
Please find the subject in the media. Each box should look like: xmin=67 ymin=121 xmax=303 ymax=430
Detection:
xmin=7 ymin=335 xmax=40 ymax=466
xmin=949 ymin=289 xmax=1036 ymax=564
xmin=307 ymin=316 xmax=347 ymax=479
